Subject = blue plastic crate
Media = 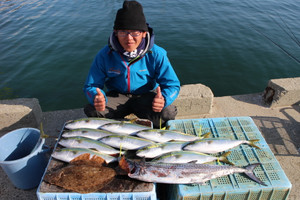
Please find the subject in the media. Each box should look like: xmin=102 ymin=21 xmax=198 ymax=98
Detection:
xmin=37 ymin=188 xmax=156 ymax=200
xmin=166 ymin=117 xmax=292 ymax=200
xmin=36 ymin=123 xmax=157 ymax=200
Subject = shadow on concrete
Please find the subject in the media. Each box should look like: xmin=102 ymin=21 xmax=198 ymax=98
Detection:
xmin=231 ymin=92 xmax=270 ymax=107
xmin=0 ymin=110 xmax=39 ymax=137
xmin=252 ymin=112 xmax=300 ymax=157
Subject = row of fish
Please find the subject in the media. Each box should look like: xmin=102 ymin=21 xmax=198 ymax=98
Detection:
xmin=50 ymin=117 xmax=266 ymax=186
xmin=54 ymin=136 xmax=234 ymax=165
xmin=53 ymin=118 xmax=260 ymax=164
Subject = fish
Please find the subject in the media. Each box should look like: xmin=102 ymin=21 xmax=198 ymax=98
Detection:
xmin=62 ymin=128 xmax=116 ymax=140
xmin=135 ymin=129 xmax=210 ymax=143
xmin=151 ymin=151 xmax=233 ymax=165
xmin=64 ymin=118 xmax=119 ymax=130
xmin=118 ymin=157 xmax=267 ymax=185
xmin=51 ymin=148 xmax=117 ymax=163
xmin=100 ymin=122 xmax=151 ymax=135
xmin=58 ymin=136 xmax=121 ymax=155
xmin=100 ymin=135 xmax=155 ymax=150
xmin=44 ymin=164 xmax=116 ymax=193
xmin=136 ymin=141 xmax=187 ymax=158
xmin=183 ymin=139 xmax=260 ymax=154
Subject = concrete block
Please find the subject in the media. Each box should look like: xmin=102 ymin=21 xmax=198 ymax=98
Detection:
xmin=0 ymin=98 xmax=42 ymax=136
xmin=263 ymin=77 xmax=300 ymax=107
xmin=173 ymin=84 xmax=214 ymax=118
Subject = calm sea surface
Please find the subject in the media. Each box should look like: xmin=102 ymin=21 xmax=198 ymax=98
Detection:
xmin=1 ymin=0 xmax=299 ymax=111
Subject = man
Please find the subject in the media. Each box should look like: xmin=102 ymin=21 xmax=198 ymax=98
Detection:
xmin=83 ymin=0 xmax=180 ymax=128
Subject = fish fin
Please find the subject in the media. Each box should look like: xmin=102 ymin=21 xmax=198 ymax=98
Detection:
xmin=244 ymin=163 xmax=267 ymax=186
xmin=118 ymin=156 xmax=131 ymax=173
xmin=201 ymin=132 xmax=211 ymax=138
xmin=70 ymin=153 xmax=106 ymax=166
xmin=198 ymin=125 xmax=202 ymax=135
xmin=249 ymin=139 xmax=260 ymax=149
xmin=158 ymin=117 xmax=167 ymax=130
xmin=219 ymin=151 xmax=234 ymax=165
xmin=40 ymin=122 xmax=49 ymax=138
xmin=188 ymin=160 xmax=198 ymax=164
xmin=129 ymin=119 xmax=137 ymax=124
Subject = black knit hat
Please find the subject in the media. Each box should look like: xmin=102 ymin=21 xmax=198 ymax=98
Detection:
xmin=114 ymin=1 xmax=148 ymax=32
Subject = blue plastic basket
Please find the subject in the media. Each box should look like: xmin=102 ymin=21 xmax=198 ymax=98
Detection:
xmin=166 ymin=117 xmax=292 ymax=200
xmin=36 ymin=123 xmax=157 ymax=200
xmin=37 ymin=188 xmax=156 ymax=200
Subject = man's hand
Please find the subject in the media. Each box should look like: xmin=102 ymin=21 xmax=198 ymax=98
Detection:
xmin=94 ymin=88 xmax=106 ymax=112
xmin=152 ymin=86 xmax=165 ymax=112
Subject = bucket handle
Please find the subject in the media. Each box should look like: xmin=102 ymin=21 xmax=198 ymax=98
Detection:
xmin=40 ymin=145 xmax=50 ymax=154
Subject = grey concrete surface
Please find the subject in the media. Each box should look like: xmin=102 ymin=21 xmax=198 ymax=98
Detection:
xmin=174 ymin=83 xmax=213 ymax=117
xmin=0 ymin=82 xmax=299 ymax=199
xmin=0 ymin=98 xmax=42 ymax=136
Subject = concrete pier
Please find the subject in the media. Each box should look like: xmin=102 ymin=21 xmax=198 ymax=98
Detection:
xmin=0 ymin=77 xmax=299 ymax=200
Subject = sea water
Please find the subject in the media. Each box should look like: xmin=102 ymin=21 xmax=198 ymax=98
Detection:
xmin=1 ymin=0 xmax=299 ymax=111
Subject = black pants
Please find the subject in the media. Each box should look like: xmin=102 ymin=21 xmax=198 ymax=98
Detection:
xmin=84 ymin=91 xmax=177 ymax=128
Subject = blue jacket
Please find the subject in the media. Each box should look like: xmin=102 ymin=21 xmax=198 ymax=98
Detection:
xmin=83 ymin=29 xmax=180 ymax=108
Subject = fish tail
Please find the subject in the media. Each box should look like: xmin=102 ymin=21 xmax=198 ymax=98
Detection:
xmin=219 ymin=151 xmax=234 ymax=165
xmin=201 ymin=132 xmax=211 ymax=138
xmin=244 ymin=163 xmax=267 ymax=186
xmin=249 ymin=139 xmax=260 ymax=149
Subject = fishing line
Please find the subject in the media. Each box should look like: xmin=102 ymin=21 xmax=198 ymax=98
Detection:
xmin=269 ymin=14 xmax=300 ymax=47
xmin=251 ymin=26 xmax=300 ymax=64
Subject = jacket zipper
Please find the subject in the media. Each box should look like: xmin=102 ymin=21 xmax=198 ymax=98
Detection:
xmin=119 ymin=54 xmax=131 ymax=93
xmin=119 ymin=53 xmax=143 ymax=93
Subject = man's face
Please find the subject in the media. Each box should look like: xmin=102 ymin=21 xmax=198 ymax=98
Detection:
xmin=116 ymin=30 xmax=147 ymax=52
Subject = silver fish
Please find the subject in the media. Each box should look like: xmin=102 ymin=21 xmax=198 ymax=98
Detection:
xmin=64 ymin=118 xmax=119 ymax=130
xmin=62 ymin=128 xmax=116 ymax=140
xmin=152 ymin=151 xmax=233 ymax=165
xmin=136 ymin=129 xmax=204 ymax=142
xmin=100 ymin=122 xmax=151 ymax=135
xmin=136 ymin=141 xmax=187 ymax=158
xmin=183 ymin=139 xmax=260 ymax=154
xmin=58 ymin=136 xmax=121 ymax=155
xmin=100 ymin=135 xmax=155 ymax=150
xmin=51 ymin=148 xmax=117 ymax=163
xmin=119 ymin=157 xmax=267 ymax=185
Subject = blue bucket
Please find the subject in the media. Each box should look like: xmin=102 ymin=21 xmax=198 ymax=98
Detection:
xmin=0 ymin=128 xmax=49 ymax=189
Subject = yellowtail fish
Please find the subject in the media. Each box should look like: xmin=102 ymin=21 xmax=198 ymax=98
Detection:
xmin=100 ymin=122 xmax=151 ymax=135
xmin=58 ymin=136 xmax=121 ymax=155
xmin=136 ymin=141 xmax=187 ymax=158
xmin=152 ymin=151 xmax=233 ymax=165
xmin=183 ymin=139 xmax=260 ymax=154
xmin=136 ymin=129 xmax=210 ymax=142
xmin=119 ymin=157 xmax=267 ymax=186
xmin=51 ymin=148 xmax=117 ymax=163
xmin=64 ymin=118 xmax=119 ymax=130
xmin=100 ymin=135 xmax=155 ymax=150
xmin=62 ymin=128 xmax=116 ymax=140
